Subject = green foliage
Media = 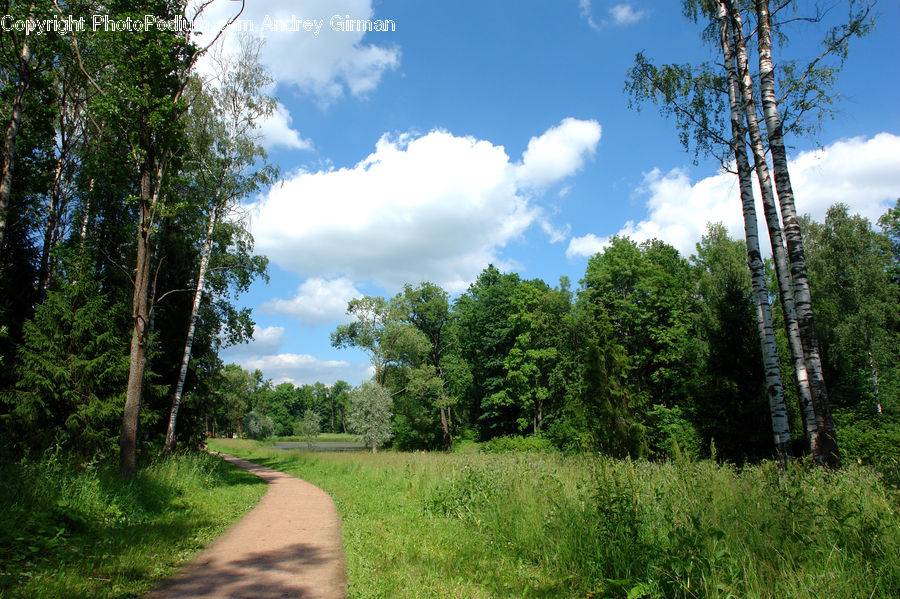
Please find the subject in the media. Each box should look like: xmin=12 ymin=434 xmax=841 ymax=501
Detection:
xmin=836 ymin=409 xmax=900 ymax=486
xmin=332 ymin=295 xmax=429 ymax=385
xmin=347 ymin=381 xmax=394 ymax=451
xmin=0 ymin=451 xmax=265 ymax=598
xmin=804 ymin=204 xmax=900 ymax=414
xmin=453 ymin=265 xmax=522 ymax=437
xmin=645 ymin=404 xmax=703 ymax=460
xmin=8 ymin=255 xmax=129 ymax=455
xmin=242 ymin=410 xmax=274 ymax=440
xmin=690 ymin=223 xmax=772 ymax=462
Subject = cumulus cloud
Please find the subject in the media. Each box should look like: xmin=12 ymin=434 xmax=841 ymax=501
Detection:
xmin=251 ymin=119 xmax=602 ymax=292
xmin=221 ymin=325 xmax=286 ymax=356
xmin=190 ymin=0 xmax=399 ymax=104
xmin=517 ymin=118 xmax=602 ymax=188
xmin=230 ymin=353 xmax=366 ymax=386
xmin=567 ymin=133 xmax=900 ymax=259
xmin=262 ymin=277 xmax=361 ymax=325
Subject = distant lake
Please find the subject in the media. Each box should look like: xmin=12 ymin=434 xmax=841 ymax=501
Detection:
xmin=272 ymin=440 xmax=366 ymax=452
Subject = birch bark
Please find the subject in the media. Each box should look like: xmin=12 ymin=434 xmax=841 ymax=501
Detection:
xmin=164 ymin=200 xmax=218 ymax=453
xmin=727 ymin=2 xmax=821 ymax=461
xmin=754 ymin=0 xmax=839 ymax=466
xmin=717 ymin=0 xmax=792 ymax=465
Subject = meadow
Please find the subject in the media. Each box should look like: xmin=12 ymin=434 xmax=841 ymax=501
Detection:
xmin=0 ymin=451 xmax=266 ymax=599
xmin=210 ymin=439 xmax=900 ymax=599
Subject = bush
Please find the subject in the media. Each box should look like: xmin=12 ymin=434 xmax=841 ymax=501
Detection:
xmin=482 ymin=434 xmax=554 ymax=453
xmin=837 ymin=410 xmax=900 ymax=486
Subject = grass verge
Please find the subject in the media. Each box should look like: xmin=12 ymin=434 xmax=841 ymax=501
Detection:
xmin=210 ymin=438 xmax=900 ymax=599
xmin=0 ymin=449 xmax=266 ymax=599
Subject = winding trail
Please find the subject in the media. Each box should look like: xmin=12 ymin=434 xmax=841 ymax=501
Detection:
xmin=147 ymin=453 xmax=347 ymax=599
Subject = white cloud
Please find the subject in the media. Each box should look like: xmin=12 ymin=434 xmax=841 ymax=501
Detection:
xmin=566 ymin=233 xmax=610 ymax=258
xmin=540 ymin=220 xmax=572 ymax=244
xmin=578 ymin=0 xmax=602 ymax=31
xmin=231 ymin=353 xmax=365 ymax=386
xmin=256 ymin=103 xmax=313 ymax=151
xmin=609 ymin=4 xmax=646 ymax=26
xmin=251 ymin=119 xmax=601 ymax=292
xmin=222 ymin=325 xmax=286 ymax=356
xmin=190 ymin=0 xmax=400 ymax=104
xmin=579 ymin=1 xmax=646 ymax=29
xmin=262 ymin=277 xmax=361 ymax=325
xmin=517 ymin=118 xmax=602 ymax=188
xmin=567 ymin=133 xmax=900 ymax=259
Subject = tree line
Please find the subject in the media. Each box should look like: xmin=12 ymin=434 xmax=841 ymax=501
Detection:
xmin=0 ymin=1 xmax=271 ymax=476
xmin=243 ymin=204 xmax=897 ymax=464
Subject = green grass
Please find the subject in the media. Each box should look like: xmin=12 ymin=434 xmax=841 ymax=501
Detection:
xmin=210 ymin=438 xmax=900 ymax=599
xmin=0 ymin=450 xmax=266 ymax=599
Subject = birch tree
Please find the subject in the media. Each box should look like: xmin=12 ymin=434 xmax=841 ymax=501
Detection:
xmin=742 ymin=0 xmax=870 ymax=467
xmin=627 ymin=0 xmax=870 ymax=465
xmin=625 ymin=45 xmax=793 ymax=462
xmin=163 ymin=37 xmax=276 ymax=453
xmin=716 ymin=1 xmax=793 ymax=464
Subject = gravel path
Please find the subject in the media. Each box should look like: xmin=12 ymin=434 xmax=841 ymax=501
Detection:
xmin=147 ymin=453 xmax=347 ymax=599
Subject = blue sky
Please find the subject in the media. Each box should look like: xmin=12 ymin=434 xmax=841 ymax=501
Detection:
xmin=192 ymin=0 xmax=900 ymax=386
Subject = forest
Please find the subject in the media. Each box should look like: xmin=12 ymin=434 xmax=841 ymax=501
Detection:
xmin=215 ymin=208 xmax=900 ymax=471
xmin=0 ymin=0 xmax=897 ymax=474
xmin=2 ymin=0 xmax=899 ymax=597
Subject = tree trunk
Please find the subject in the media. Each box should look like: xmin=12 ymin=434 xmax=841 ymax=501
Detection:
xmin=754 ymin=0 xmax=839 ymax=467
xmin=728 ymin=3 xmax=820 ymax=461
xmin=330 ymin=396 xmax=336 ymax=433
xmin=164 ymin=202 xmax=218 ymax=453
xmin=718 ymin=1 xmax=792 ymax=466
xmin=37 ymin=154 xmax=67 ymax=294
xmin=120 ymin=165 xmax=155 ymax=478
xmin=0 ymin=36 xmax=32 ymax=256
xmin=864 ymin=331 xmax=882 ymax=414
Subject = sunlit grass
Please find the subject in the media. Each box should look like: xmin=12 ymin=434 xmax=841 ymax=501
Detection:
xmin=211 ymin=439 xmax=900 ymax=599
xmin=0 ymin=450 xmax=266 ymax=599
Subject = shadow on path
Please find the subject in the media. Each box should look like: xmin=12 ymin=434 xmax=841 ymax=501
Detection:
xmin=147 ymin=454 xmax=346 ymax=599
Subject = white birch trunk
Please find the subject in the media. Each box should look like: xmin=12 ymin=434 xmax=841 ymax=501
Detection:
xmin=727 ymin=2 xmax=821 ymax=460
xmin=164 ymin=200 xmax=218 ymax=453
xmin=718 ymin=1 xmax=792 ymax=465
xmin=754 ymin=0 xmax=839 ymax=467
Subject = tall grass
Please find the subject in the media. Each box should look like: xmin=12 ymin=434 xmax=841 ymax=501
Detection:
xmin=0 ymin=449 xmax=266 ymax=599
xmin=211 ymin=439 xmax=900 ymax=599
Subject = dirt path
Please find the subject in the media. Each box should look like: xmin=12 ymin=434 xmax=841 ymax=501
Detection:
xmin=147 ymin=453 xmax=347 ymax=599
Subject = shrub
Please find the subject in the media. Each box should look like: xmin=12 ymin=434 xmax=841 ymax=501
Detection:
xmin=482 ymin=434 xmax=554 ymax=453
